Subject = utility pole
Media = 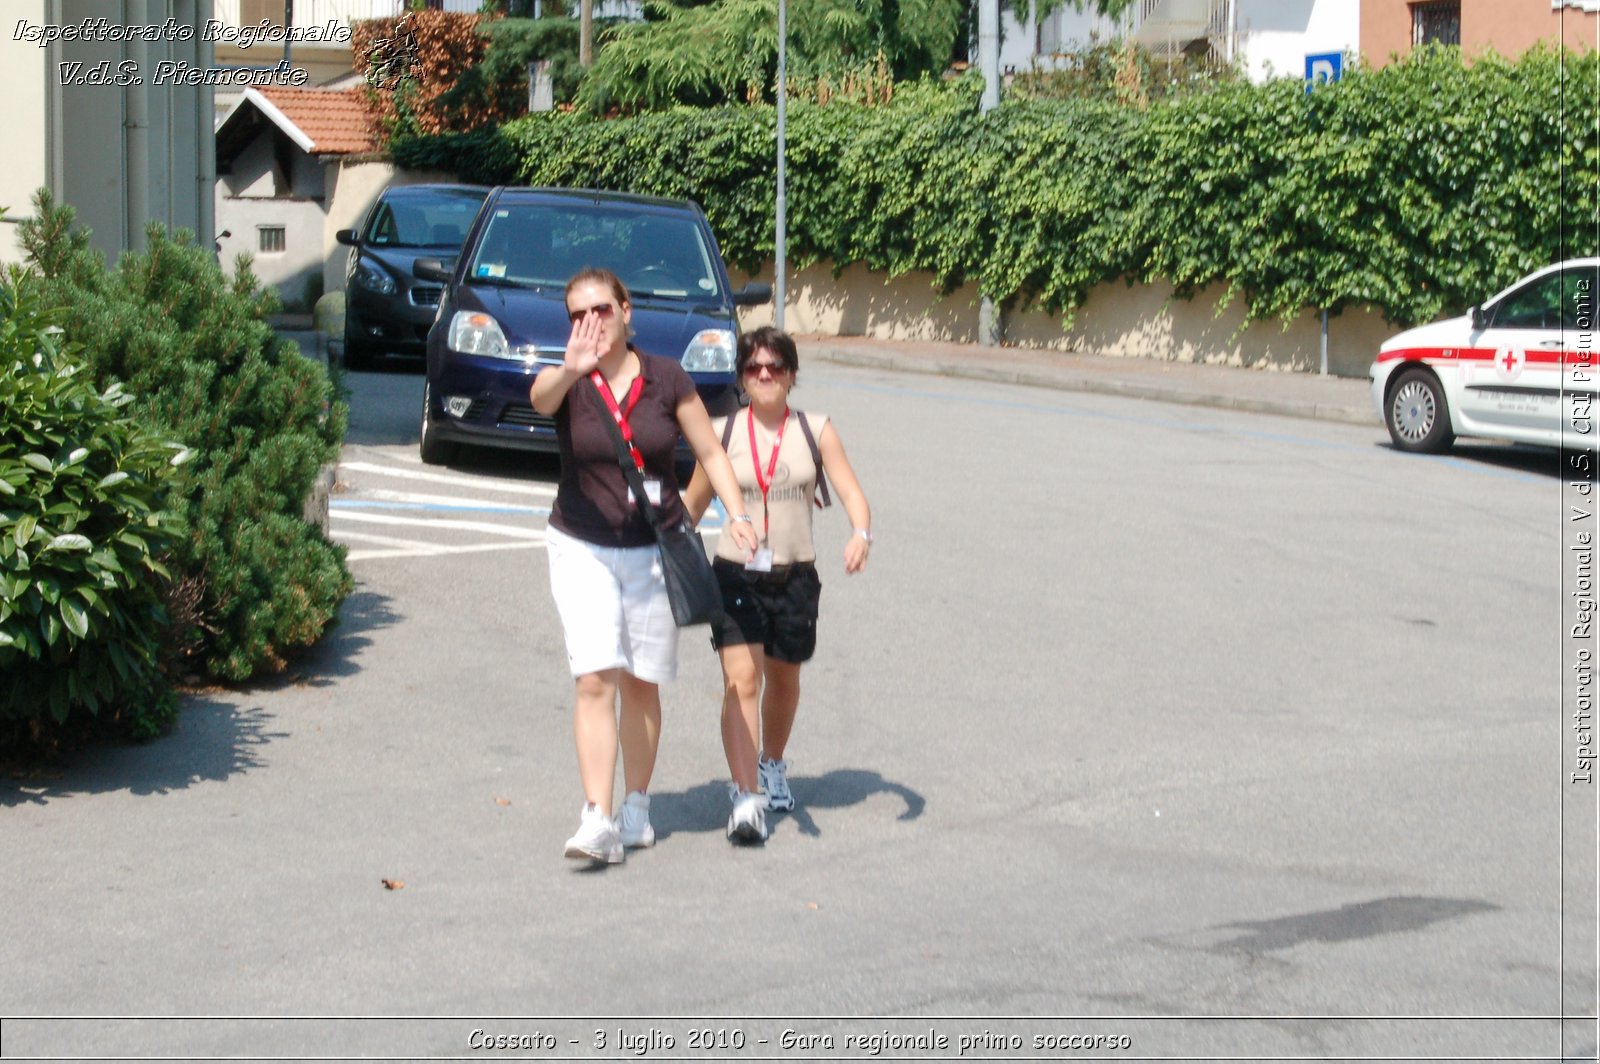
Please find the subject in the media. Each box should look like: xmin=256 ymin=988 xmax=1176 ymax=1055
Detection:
xmin=976 ymin=0 xmax=1001 ymax=345
xmin=774 ymin=0 xmax=787 ymax=330
xmin=579 ymin=0 xmax=593 ymax=66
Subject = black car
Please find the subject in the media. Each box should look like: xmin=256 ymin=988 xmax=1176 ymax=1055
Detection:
xmin=416 ymin=186 xmax=771 ymax=465
xmin=336 ymin=183 xmax=488 ymax=370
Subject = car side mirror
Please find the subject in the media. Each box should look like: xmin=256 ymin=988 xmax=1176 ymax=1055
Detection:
xmin=335 ymin=229 xmax=359 ymax=247
xmin=414 ymin=257 xmax=453 ymax=284
xmin=732 ymin=282 xmax=772 ymax=307
xmin=1468 ymin=305 xmax=1486 ymax=330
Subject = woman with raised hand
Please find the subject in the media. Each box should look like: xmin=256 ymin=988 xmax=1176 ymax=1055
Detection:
xmin=684 ymin=327 xmax=873 ymax=845
xmin=531 ymin=267 xmax=758 ymax=866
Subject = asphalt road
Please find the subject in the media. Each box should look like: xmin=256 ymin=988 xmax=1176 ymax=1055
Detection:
xmin=1 ymin=360 xmax=1591 ymax=1062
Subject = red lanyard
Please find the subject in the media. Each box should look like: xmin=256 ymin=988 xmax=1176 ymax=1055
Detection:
xmin=590 ymin=371 xmax=646 ymax=472
xmin=747 ymin=407 xmax=789 ymax=542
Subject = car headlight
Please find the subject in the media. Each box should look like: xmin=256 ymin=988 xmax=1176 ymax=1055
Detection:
xmin=447 ymin=311 xmax=511 ymax=359
xmin=352 ymin=258 xmax=396 ymax=295
xmin=681 ymin=329 xmax=736 ymax=373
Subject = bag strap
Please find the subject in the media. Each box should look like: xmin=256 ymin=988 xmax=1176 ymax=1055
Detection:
xmin=795 ymin=410 xmax=832 ymax=509
xmin=584 ymin=378 xmax=664 ymax=533
xmin=720 ymin=408 xmax=739 ymax=452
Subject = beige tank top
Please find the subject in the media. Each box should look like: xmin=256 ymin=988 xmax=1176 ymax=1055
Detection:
xmin=713 ymin=409 xmax=827 ymax=566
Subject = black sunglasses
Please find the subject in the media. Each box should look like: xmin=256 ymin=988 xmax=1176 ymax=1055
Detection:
xmin=567 ymin=302 xmax=615 ymax=324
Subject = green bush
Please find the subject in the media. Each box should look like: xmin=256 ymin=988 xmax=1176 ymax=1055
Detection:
xmin=396 ymin=46 xmax=1600 ymax=328
xmin=19 ymin=192 xmax=353 ymax=682
xmin=0 ymin=276 xmax=185 ymax=741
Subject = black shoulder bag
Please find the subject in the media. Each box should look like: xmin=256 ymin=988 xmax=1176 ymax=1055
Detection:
xmin=587 ymin=381 xmax=723 ymax=628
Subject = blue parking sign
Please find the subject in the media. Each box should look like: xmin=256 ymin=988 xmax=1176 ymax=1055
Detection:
xmin=1305 ymin=52 xmax=1343 ymax=91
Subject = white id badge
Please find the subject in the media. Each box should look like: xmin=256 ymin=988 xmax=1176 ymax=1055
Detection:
xmin=746 ymin=547 xmax=774 ymax=573
xmin=643 ymin=478 xmax=663 ymax=507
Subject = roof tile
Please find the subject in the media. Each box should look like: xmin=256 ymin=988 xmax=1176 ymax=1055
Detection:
xmin=257 ymin=86 xmax=377 ymax=156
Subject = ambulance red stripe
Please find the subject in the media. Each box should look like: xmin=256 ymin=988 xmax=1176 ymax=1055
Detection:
xmin=1376 ymin=346 xmax=1586 ymax=367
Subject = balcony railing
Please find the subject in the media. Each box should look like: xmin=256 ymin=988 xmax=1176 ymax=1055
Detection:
xmin=1126 ymin=0 xmax=1220 ymax=56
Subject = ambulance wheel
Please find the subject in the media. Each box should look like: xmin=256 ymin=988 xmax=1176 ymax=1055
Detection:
xmin=1385 ymin=368 xmax=1454 ymax=454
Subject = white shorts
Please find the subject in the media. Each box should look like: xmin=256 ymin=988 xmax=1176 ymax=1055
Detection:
xmin=546 ymin=524 xmax=679 ymax=684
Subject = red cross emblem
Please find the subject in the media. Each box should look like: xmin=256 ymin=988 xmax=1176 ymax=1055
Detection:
xmin=1493 ymin=347 xmax=1525 ymax=381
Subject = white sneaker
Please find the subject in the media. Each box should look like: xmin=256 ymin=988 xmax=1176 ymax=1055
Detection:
xmin=617 ymin=791 xmax=655 ymax=848
xmin=727 ymin=786 xmax=768 ymax=845
xmin=758 ymin=756 xmax=794 ymax=812
xmin=564 ymin=803 xmax=623 ymax=865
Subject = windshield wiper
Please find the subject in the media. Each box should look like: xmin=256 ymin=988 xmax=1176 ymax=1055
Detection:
xmin=472 ymin=275 xmax=544 ymax=290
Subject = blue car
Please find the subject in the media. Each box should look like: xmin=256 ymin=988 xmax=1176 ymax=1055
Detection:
xmin=337 ymin=183 xmax=489 ymax=370
xmin=417 ymin=187 xmax=771 ymax=466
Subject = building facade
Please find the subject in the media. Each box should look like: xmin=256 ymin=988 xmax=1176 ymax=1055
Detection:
xmin=1 ymin=0 xmax=215 ymax=266
xmin=1360 ymin=0 xmax=1598 ymax=65
xmin=1006 ymin=0 xmax=1360 ymax=84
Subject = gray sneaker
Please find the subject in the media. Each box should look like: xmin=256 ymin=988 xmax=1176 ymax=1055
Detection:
xmin=758 ymin=756 xmax=794 ymax=812
xmin=727 ymin=786 xmax=768 ymax=845
xmin=564 ymin=803 xmax=623 ymax=865
xmin=617 ymin=790 xmax=655 ymax=848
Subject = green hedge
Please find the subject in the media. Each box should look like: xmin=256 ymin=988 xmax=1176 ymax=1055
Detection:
xmin=398 ymin=46 xmax=1599 ymax=327
xmin=0 ymin=278 xmax=184 ymax=740
xmin=19 ymin=193 xmax=352 ymax=684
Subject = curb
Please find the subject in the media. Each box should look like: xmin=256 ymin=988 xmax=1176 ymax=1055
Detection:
xmin=807 ymin=345 xmax=1378 ymax=428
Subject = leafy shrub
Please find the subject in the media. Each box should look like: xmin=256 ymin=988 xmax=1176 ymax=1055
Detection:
xmin=396 ymin=45 xmax=1600 ymax=328
xmin=353 ymin=10 xmax=521 ymax=140
xmin=0 ymin=277 xmax=185 ymax=742
xmin=19 ymin=192 xmax=352 ymax=682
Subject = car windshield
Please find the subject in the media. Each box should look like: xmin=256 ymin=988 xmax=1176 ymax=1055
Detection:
xmin=363 ymin=189 xmax=485 ymax=249
xmin=466 ymin=202 xmax=722 ymax=300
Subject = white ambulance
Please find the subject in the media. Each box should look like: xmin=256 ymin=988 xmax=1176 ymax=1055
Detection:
xmin=1369 ymin=259 xmax=1598 ymax=452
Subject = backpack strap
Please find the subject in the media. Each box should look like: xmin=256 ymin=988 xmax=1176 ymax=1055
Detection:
xmin=795 ymin=410 xmax=832 ymax=509
xmin=720 ymin=408 xmax=739 ymax=453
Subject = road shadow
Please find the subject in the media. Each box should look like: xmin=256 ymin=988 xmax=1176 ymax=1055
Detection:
xmin=431 ymin=446 xmax=563 ymax=484
xmin=0 ymin=695 xmax=282 ymax=807
xmin=0 ymin=589 xmax=401 ymax=807
xmin=1372 ymin=440 xmax=1565 ymax=478
xmin=255 ymin=588 xmax=405 ymax=687
xmin=647 ymin=767 xmax=925 ymax=841
xmin=1203 ymin=895 xmax=1499 ymax=954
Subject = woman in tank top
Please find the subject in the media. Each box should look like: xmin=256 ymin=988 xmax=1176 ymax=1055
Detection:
xmin=684 ymin=327 xmax=874 ymax=844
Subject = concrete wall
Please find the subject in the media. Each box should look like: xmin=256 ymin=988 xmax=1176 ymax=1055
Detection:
xmin=2 ymin=1 xmax=215 ymax=268
xmin=0 ymin=0 xmax=51 ymax=263
xmin=216 ymin=125 xmax=331 ymax=309
xmin=217 ymin=195 xmax=328 ymax=310
xmin=1361 ymin=0 xmax=1598 ymax=65
xmin=732 ymin=261 xmax=1394 ymax=379
xmin=1237 ymin=0 xmax=1359 ymax=81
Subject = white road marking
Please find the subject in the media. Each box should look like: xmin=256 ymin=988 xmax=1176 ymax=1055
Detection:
xmin=346 ymin=541 xmax=546 ymax=562
xmin=330 ymin=510 xmax=546 ymax=538
xmin=334 ymin=530 xmax=446 ymax=551
xmin=340 ymin=487 xmax=548 ymax=512
xmin=340 ymin=461 xmax=556 ymax=497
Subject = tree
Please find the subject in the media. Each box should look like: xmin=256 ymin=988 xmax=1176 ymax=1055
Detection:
xmin=578 ymin=0 xmax=963 ymax=112
xmin=1007 ymin=0 xmax=1135 ymax=29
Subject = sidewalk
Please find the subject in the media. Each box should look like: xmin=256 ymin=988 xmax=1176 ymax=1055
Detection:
xmin=799 ymin=334 xmax=1378 ymax=427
